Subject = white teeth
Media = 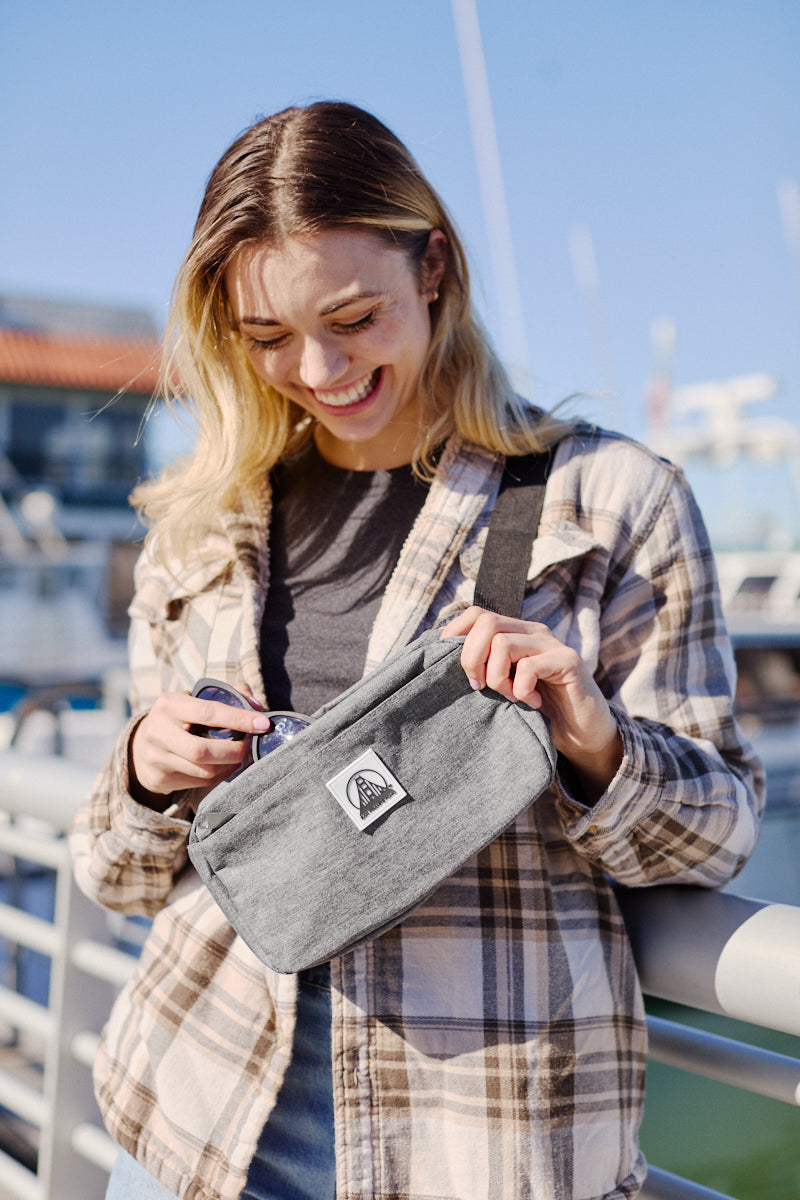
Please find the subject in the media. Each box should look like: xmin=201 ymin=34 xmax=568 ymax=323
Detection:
xmin=315 ymin=368 xmax=379 ymax=407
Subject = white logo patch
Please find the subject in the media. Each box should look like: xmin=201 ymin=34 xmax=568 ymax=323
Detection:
xmin=326 ymin=749 xmax=407 ymax=830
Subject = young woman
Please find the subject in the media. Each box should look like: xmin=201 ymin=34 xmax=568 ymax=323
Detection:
xmin=70 ymin=101 xmax=764 ymax=1200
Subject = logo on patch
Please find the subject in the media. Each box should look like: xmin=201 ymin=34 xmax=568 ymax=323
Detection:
xmin=326 ymin=749 xmax=407 ymax=830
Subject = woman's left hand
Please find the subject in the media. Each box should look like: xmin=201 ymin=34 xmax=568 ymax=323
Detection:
xmin=440 ymin=607 xmax=623 ymax=800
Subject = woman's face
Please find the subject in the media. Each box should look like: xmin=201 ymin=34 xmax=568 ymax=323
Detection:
xmin=225 ymin=227 xmax=445 ymax=470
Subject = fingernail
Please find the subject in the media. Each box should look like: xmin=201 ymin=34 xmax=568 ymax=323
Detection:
xmin=252 ymin=715 xmax=272 ymax=731
xmin=469 ymin=678 xmax=483 ymax=691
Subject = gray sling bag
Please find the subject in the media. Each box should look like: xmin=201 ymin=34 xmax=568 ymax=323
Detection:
xmin=188 ymin=453 xmax=556 ymax=972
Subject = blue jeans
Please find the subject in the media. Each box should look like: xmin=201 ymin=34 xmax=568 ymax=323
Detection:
xmin=105 ymin=964 xmax=336 ymax=1200
xmin=106 ymin=1149 xmax=179 ymax=1200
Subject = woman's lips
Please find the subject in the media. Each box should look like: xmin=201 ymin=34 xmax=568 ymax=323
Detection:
xmin=312 ymin=367 xmax=382 ymax=410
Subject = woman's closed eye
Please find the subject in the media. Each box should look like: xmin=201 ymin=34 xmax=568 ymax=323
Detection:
xmin=241 ymin=310 xmax=377 ymax=354
xmin=336 ymin=310 xmax=376 ymax=335
xmin=243 ymin=332 xmax=290 ymax=352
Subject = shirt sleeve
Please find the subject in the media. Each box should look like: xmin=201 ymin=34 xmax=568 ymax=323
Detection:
xmin=69 ymin=714 xmax=193 ymax=916
xmin=554 ymin=461 xmax=766 ymax=888
xmin=68 ymin=551 xmax=195 ymax=917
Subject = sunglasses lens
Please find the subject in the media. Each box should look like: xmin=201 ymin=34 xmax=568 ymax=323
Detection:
xmin=196 ymin=685 xmax=247 ymax=708
xmin=193 ymin=685 xmax=249 ymax=739
xmin=255 ymin=714 xmax=310 ymax=758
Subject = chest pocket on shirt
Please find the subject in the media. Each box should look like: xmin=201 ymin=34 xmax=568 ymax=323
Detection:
xmin=130 ymin=566 xmax=236 ymax=692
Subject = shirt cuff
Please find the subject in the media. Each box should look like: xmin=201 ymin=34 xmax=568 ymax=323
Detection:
xmin=110 ymin=713 xmax=194 ymax=843
xmin=554 ymin=706 xmax=662 ymax=847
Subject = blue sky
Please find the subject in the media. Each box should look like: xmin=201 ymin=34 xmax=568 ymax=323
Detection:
xmin=2 ymin=0 xmax=799 ymax=546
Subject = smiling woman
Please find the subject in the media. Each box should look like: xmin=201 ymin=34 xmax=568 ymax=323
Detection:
xmin=131 ymin=101 xmax=567 ymax=565
xmin=68 ymin=100 xmax=764 ymax=1200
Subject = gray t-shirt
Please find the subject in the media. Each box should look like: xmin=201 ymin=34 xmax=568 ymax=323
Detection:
xmin=260 ymin=439 xmax=429 ymax=714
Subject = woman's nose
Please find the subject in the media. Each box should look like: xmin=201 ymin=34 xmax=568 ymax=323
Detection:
xmin=298 ymin=335 xmax=347 ymax=390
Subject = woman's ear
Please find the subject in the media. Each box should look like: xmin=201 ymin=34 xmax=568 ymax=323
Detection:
xmin=421 ymin=229 xmax=448 ymax=298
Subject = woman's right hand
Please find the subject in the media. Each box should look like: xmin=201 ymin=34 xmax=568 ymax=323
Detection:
xmin=129 ymin=691 xmax=272 ymax=808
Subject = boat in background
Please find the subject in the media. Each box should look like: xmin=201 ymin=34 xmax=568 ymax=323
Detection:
xmin=645 ymin=366 xmax=800 ymax=906
xmin=718 ymin=563 xmax=800 ymax=907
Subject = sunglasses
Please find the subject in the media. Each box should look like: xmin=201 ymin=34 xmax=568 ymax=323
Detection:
xmin=190 ymin=678 xmax=312 ymax=762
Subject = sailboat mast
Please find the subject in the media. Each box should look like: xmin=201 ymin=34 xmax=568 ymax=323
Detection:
xmin=451 ymin=0 xmax=530 ymax=393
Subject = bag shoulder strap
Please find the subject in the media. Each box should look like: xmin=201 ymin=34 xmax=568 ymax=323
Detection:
xmin=473 ymin=450 xmax=553 ymax=619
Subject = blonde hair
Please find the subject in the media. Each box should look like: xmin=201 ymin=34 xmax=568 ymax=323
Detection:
xmin=134 ymin=101 xmax=572 ymax=564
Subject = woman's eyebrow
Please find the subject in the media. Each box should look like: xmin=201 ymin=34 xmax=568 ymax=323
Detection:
xmin=320 ymin=290 xmax=384 ymax=316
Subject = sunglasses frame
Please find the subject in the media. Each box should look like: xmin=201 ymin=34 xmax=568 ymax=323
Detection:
xmin=190 ymin=677 xmax=312 ymax=761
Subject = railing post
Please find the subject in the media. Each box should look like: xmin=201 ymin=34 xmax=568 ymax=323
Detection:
xmin=36 ymin=853 xmax=118 ymax=1200
xmin=0 ymin=751 xmax=123 ymax=1200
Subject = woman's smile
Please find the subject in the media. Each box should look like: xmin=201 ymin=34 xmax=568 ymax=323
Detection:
xmin=312 ymin=366 xmax=383 ymax=410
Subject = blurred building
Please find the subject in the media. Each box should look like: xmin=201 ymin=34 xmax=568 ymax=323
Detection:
xmin=0 ymin=293 xmax=161 ymax=530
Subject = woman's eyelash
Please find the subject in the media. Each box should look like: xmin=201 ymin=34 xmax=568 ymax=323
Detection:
xmin=244 ymin=334 xmax=288 ymax=352
xmin=242 ymin=311 xmax=376 ymax=353
xmin=339 ymin=311 xmax=376 ymax=334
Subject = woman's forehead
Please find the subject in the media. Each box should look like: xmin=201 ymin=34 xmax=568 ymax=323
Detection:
xmin=225 ymin=229 xmax=411 ymax=317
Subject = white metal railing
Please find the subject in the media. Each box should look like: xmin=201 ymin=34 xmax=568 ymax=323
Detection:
xmin=0 ymin=751 xmax=134 ymax=1200
xmin=616 ymin=884 xmax=800 ymax=1199
xmin=0 ymin=750 xmax=798 ymax=1200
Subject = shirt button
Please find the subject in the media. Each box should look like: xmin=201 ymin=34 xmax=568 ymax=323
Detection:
xmin=588 ymin=823 xmax=599 ymax=835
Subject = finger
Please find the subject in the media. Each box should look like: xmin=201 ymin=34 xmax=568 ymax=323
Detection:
xmin=511 ymin=641 xmax=584 ymax=694
xmin=483 ymin=632 xmax=522 ymax=701
xmin=179 ymin=694 xmax=271 ymax=735
xmin=505 ymin=654 xmax=543 ymax=707
xmin=438 ymin=606 xmax=486 ymax=639
xmin=137 ymin=754 xmax=241 ymax=796
xmin=174 ymin=725 xmax=251 ymax=768
xmin=458 ymin=614 xmax=533 ymax=691
xmin=132 ymin=705 xmax=252 ymax=796
xmin=480 ymin=627 xmax=566 ymax=701
xmin=137 ymin=736 xmax=250 ymax=795
xmin=451 ymin=610 xmax=508 ymax=689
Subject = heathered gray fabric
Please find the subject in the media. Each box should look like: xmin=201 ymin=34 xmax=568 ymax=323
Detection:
xmin=188 ymin=628 xmax=556 ymax=972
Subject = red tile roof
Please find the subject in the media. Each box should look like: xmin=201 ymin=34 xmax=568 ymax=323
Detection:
xmin=0 ymin=327 xmax=162 ymax=393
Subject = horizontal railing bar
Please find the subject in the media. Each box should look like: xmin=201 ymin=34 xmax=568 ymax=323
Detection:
xmin=0 ymin=1144 xmax=42 ymax=1200
xmin=641 ymin=1165 xmax=734 ymax=1200
xmin=618 ymin=885 xmax=800 ymax=1036
xmin=70 ymin=939 xmax=138 ymax=988
xmin=0 ymin=752 xmax=98 ymax=833
xmin=0 ymin=985 xmax=53 ymax=1040
xmin=0 ymin=1065 xmax=47 ymax=1128
xmin=647 ymin=1014 xmax=800 ymax=1105
xmin=70 ymin=1121 xmax=119 ymax=1174
xmin=70 ymin=1030 xmax=100 ymax=1070
xmin=0 ymin=901 xmax=60 ymax=958
xmin=0 ymin=826 xmax=67 ymax=871
xmin=107 ymin=913 xmax=150 ymax=950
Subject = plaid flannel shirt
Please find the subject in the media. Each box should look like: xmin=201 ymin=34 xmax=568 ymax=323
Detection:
xmin=70 ymin=426 xmax=765 ymax=1200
